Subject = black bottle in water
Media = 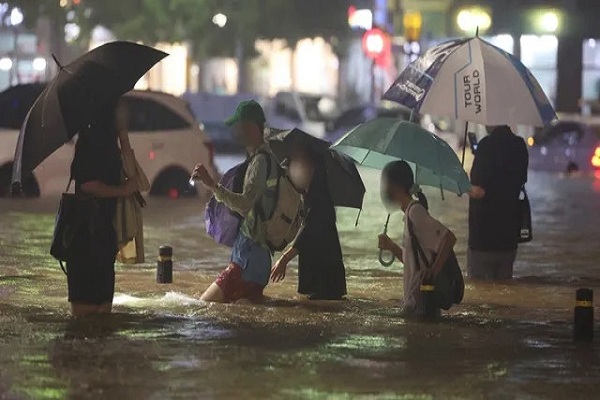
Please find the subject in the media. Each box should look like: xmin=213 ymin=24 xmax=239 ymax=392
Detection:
xmin=157 ymin=245 xmax=173 ymax=284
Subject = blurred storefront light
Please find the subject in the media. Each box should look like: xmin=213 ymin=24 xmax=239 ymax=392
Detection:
xmin=9 ymin=7 xmax=23 ymax=26
xmin=456 ymin=8 xmax=491 ymax=34
xmin=212 ymin=13 xmax=227 ymax=28
xmin=347 ymin=6 xmax=372 ymax=30
xmin=64 ymin=23 xmax=81 ymax=43
xmin=32 ymin=57 xmax=47 ymax=72
xmin=0 ymin=57 xmax=13 ymax=71
xmin=489 ymin=34 xmax=514 ymax=54
xmin=537 ymin=11 xmax=560 ymax=33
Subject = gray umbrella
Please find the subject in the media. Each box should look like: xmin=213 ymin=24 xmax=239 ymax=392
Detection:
xmin=268 ymin=128 xmax=366 ymax=210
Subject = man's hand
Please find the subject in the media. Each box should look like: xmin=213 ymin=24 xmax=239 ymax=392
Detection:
xmin=468 ymin=185 xmax=485 ymax=199
xmin=192 ymin=164 xmax=216 ymax=190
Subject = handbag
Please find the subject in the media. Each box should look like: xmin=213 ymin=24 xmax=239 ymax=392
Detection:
xmin=518 ymin=185 xmax=532 ymax=243
xmin=50 ymin=179 xmax=97 ymax=274
xmin=406 ymin=209 xmax=464 ymax=310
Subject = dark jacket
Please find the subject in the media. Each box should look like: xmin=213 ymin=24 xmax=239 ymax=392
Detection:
xmin=469 ymin=126 xmax=529 ymax=251
xmin=293 ymin=161 xmax=346 ymax=298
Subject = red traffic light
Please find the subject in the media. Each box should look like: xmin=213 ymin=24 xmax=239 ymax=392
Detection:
xmin=362 ymin=28 xmax=390 ymax=61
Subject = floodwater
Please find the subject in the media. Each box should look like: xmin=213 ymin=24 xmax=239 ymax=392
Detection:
xmin=1 ymin=162 xmax=600 ymax=399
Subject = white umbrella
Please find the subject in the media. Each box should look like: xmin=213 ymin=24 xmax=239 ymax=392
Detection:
xmin=383 ymin=35 xmax=556 ymax=129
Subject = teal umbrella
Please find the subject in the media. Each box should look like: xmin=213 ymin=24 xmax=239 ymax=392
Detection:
xmin=332 ymin=118 xmax=471 ymax=196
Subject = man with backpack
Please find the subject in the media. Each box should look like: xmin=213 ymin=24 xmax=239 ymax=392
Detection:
xmin=192 ymin=100 xmax=301 ymax=303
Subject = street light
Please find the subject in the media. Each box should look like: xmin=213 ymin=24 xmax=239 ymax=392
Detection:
xmin=212 ymin=13 xmax=227 ymax=28
xmin=538 ymin=11 xmax=560 ymax=33
xmin=32 ymin=57 xmax=47 ymax=72
xmin=456 ymin=8 xmax=492 ymax=34
xmin=0 ymin=57 xmax=12 ymax=71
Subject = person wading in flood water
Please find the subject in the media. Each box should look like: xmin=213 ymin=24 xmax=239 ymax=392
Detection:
xmin=270 ymin=146 xmax=347 ymax=300
xmin=192 ymin=100 xmax=274 ymax=303
xmin=66 ymin=99 xmax=138 ymax=317
xmin=377 ymin=161 xmax=457 ymax=317
xmin=468 ymin=125 xmax=529 ymax=280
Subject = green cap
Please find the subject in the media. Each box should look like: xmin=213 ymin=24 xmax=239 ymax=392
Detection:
xmin=224 ymin=100 xmax=266 ymax=127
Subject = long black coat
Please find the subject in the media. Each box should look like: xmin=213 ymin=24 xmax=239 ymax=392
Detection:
xmin=293 ymin=162 xmax=347 ymax=298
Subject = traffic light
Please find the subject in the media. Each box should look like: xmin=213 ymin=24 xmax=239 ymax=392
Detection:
xmin=403 ymin=11 xmax=422 ymax=42
xmin=403 ymin=11 xmax=422 ymax=62
xmin=362 ymin=27 xmax=391 ymax=66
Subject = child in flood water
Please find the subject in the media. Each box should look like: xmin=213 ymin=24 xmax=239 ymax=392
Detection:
xmin=377 ymin=161 xmax=457 ymax=317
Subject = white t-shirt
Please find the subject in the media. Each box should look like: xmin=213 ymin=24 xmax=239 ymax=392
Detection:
xmin=401 ymin=202 xmax=449 ymax=313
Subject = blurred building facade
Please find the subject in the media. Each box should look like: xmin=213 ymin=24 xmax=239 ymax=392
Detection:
xmin=337 ymin=0 xmax=600 ymax=114
xmin=6 ymin=0 xmax=600 ymax=116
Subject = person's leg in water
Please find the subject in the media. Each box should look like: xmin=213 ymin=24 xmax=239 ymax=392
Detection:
xmin=200 ymin=263 xmax=265 ymax=303
xmin=493 ymin=250 xmax=517 ymax=280
xmin=200 ymin=283 xmax=225 ymax=303
xmin=71 ymin=303 xmax=101 ymax=317
xmin=467 ymin=249 xmax=496 ymax=281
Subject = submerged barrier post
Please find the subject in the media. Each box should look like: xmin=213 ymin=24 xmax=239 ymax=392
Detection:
xmin=157 ymin=245 xmax=173 ymax=284
xmin=574 ymin=288 xmax=593 ymax=342
xmin=420 ymin=283 xmax=440 ymax=320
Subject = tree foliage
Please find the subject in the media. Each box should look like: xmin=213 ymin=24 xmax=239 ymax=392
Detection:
xmin=6 ymin=0 xmax=350 ymax=58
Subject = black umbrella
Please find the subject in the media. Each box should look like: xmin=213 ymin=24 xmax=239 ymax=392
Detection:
xmin=268 ymin=128 xmax=366 ymax=210
xmin=0 ymin=83 xmax=46 ymax=129
xmin=11 ymin=41 xmax=168 ymax=185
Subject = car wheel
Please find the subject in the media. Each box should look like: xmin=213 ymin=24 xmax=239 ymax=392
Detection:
xmin=0 ymin=163 xmax=40 ymax=198
xmin=566 ymin=162 xmax=579 ymax=174
xmin=150 ymin=167 xmax=198 ymax=199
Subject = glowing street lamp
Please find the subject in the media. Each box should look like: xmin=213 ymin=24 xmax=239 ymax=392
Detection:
xmin=0 ymin=57 xmax=13 ymax=71
xmin=212 ymin=13 xmax=227 ymax=28
xmin=33 ymin=57 xmax=47 ymax=72
xmin=456 ymin=8 xmax=492 ymax=34
xmin=537 ymin=11 xmax=560 ymax=33
xmin=9 ymin=7 xmax=23 ymax=26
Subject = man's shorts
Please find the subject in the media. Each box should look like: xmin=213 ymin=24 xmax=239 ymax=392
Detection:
xmin=215 ymin=263 xmax=265 ymax=303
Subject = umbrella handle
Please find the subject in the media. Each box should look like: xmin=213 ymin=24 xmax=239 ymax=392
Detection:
xmin=379 ymin=214 xmax=396 ymax=267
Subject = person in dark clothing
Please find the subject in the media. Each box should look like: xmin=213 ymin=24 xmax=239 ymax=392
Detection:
xmin=468 ymin=125 xmax=529 ymax=280
xmin=66 ymin=98 xmax=137 ymax=317
xmin=270 ymin=148 xmax=347 ymax=300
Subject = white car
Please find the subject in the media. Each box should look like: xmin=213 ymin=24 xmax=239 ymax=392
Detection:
xmin=528 ymin=115 xmax=600 ymax=173
xmin=265 ymin=91 xmax=338 ymax=138
xmin=0 ymin=90 xmax=219 ymax=198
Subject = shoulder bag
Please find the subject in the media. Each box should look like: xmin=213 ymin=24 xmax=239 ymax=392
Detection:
xmin=406 ymin=209 xmax=464 ymax=310
xmin=50 ymin=179 xmax=97 ymax=274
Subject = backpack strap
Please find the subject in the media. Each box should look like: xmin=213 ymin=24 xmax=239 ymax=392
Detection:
xmin=406 ymin=203 xmax=431 ymax=272
xmin=254 ymin=149 xmax=278 ymax=221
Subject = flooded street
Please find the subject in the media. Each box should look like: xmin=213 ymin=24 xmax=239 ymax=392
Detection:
xmin=1 ymin=162 xmax=600 ymax=400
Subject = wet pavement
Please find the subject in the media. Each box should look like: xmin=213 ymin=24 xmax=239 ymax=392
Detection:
xmin=1 ymin=162 xmax=600 ymax=399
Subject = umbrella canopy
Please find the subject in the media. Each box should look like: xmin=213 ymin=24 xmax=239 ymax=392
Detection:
xmin=332 ymin=118 xmax=471 ymax=196
xmin=268 ymin=128 xmax=366 ymax=210
xmin=0 ymin=83 xmax=46 ymax=129
xmin=12 ymin=41 xmax=168 ymax=185
xmin=382 ymin=36 xmax=556 ymax=127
